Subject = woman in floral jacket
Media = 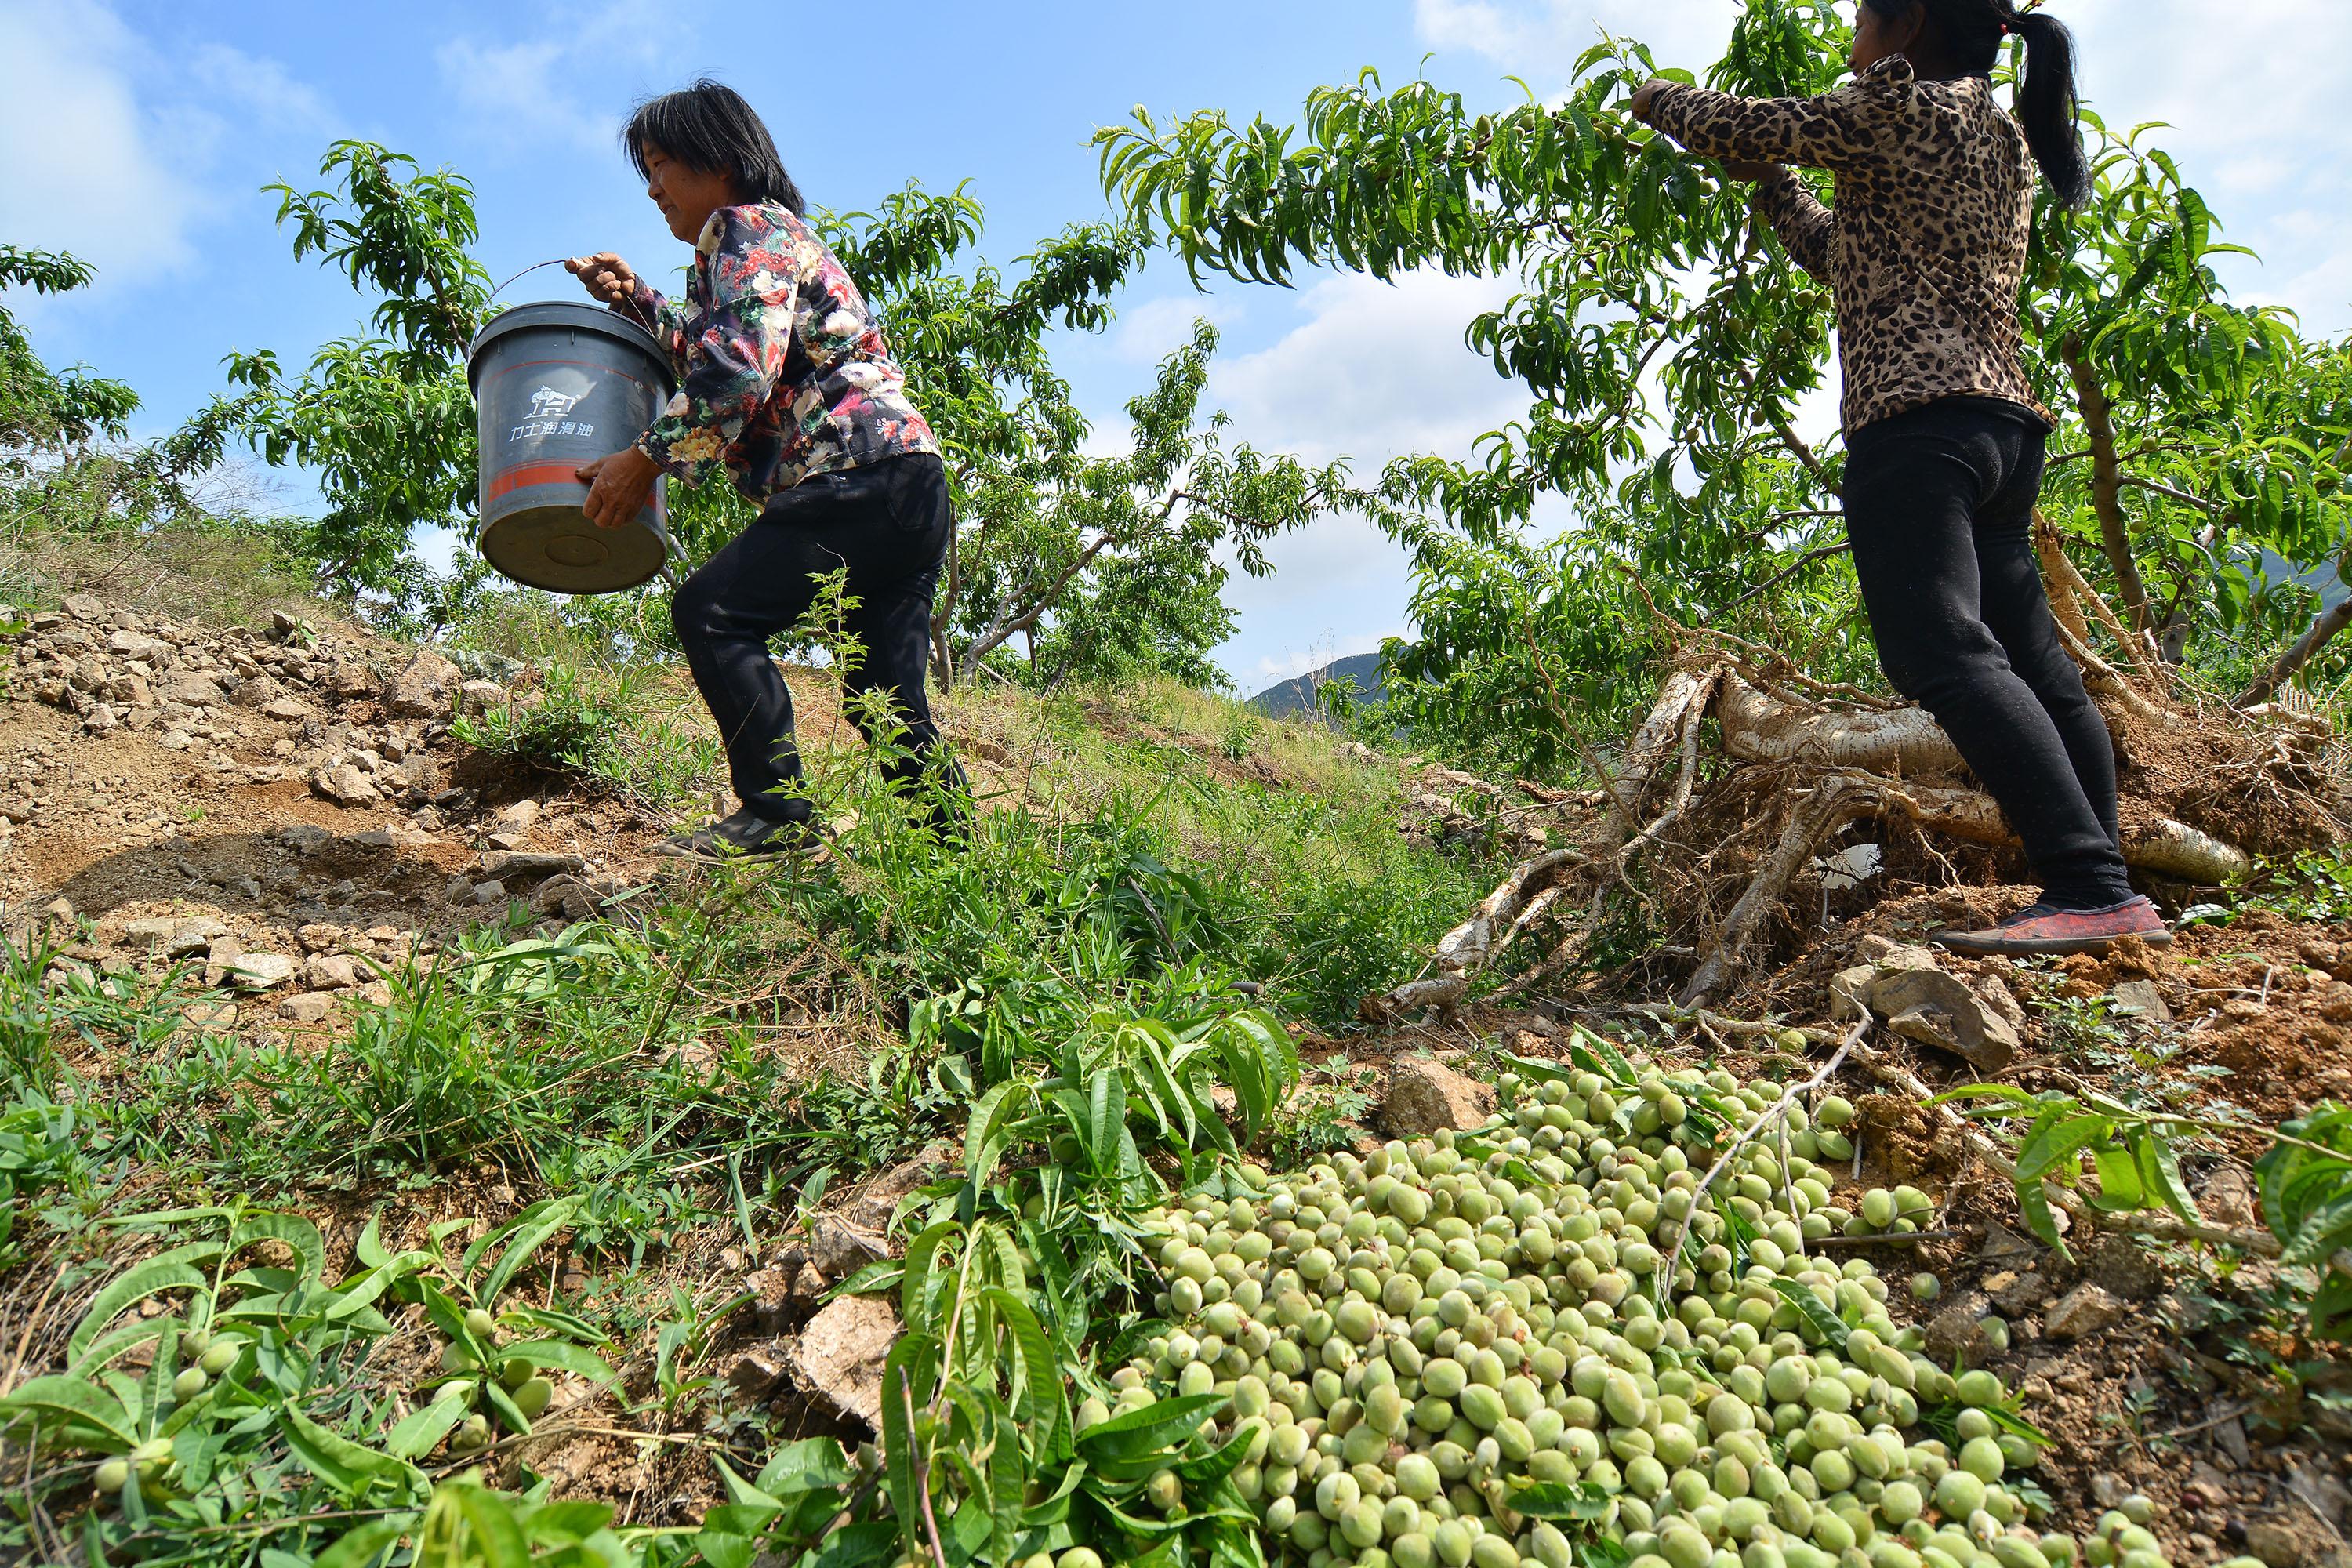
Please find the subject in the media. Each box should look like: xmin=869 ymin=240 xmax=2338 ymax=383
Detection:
xmin=569 ymin=78 xmax=965 ymax=856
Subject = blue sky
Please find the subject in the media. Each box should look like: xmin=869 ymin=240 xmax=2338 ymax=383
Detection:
xmin=6 ymin=1 xmax=2349 ymax=691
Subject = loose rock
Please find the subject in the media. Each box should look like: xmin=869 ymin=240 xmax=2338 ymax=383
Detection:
xmin=1377 ymin=1058 xmax=1496 ymax=1136
xmin=2044 ymin=1281 xmax=2129 ymax=1341
xmin=381 ymin=651 xmax=463 ymax=717
xmin=482 ymin=850 xmax=584 ymax=880
xmin=310 ymin=764 xmax=380 ymax=807
xmin=727 ymin=1343 xmax=790 ymax=1400
xmin=226 ymin=953 xmax=297 ymax=993
xmin=1842 ymin=963 xmax=2021 ymax=1070
xmin=809 ymin=1214 xmax=891 ymax=1280
xmin=277 ymin=993 xmax=335 ymax=1023
xmin=305 ymin=954 xmax=360 ymax=990
xmin=785 ymin=1295 xmax=899 ymax=1431
xmin=2111 ymin=978 xmax=2172 ymax=1022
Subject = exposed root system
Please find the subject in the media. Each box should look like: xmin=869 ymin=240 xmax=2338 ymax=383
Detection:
xmin=1374 ymin=568 xmax=2349 ymax=1019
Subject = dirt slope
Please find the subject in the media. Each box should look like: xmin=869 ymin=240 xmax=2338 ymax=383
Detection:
xmin=2 ymin=593 xmax=669 ymax=1028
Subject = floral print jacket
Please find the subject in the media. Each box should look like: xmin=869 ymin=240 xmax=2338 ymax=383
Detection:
xmin=1643 ymin=57 xmax=2052 ymax=434
xmin=618 ymin=201 xmax=938 ymax=500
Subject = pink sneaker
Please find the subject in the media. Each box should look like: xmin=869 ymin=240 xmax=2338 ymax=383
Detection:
xmin=1936 ymin=896 xmax=2172 ymax=958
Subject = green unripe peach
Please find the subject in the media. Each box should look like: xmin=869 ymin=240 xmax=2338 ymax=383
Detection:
xmin=1396 ymin=1452 xmax=1442 ymax=1501
xmin=1933 ymin=1470 xmax=1987 ymax=1519
xmin=1954 ymin=1370 xmax=2004 ymax=1408
xmin=513 ymin=1376 xmax=555 ymax=1420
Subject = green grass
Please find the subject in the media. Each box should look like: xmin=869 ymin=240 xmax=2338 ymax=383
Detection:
xmin=16 ymin=662 xmax=1490 ymax=1250
xmin=0 ymin=630 xmax=1504 ymax=1565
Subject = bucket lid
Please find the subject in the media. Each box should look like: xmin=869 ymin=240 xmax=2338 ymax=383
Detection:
xmin=481 ymin=504 xmax=670 ymax=596
xmin=466 ymin=299 xmax=673 ymax=394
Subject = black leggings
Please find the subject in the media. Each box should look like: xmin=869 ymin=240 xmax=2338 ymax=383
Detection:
xmin=1845 ymin=397 xmax=2135 ymax=910
xmin=670 ymin=452 xmax=966 ymax=826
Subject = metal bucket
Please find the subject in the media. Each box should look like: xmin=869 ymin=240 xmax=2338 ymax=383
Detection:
xmin=466 ymin=301 xmax=677 ymax=595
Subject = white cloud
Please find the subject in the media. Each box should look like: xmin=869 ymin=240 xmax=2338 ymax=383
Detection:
xmin=0 ymin=3 xmax=335 ymax=308
xmin=0 ymin=1 xmax=205 ymax=290
xmin=1213 ymin=270 xmax=1526 ymax=463
xmin=434 ymin=4 xmax=656 ymax=157
xmin=1414 ymin=0 xmax=1748 ymax=82
xmin=1202 ymin=268 xmax=1541 ymax=684
xmin=2067 ymin=0 xmax=2352 ymax=333
xmin=187 ymin=42 xmax=333 ymax=135
xmin=1113 ymin=292 xmax=1246 ymax=364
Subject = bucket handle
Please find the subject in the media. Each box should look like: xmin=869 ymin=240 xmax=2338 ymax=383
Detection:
xmin=487 ymin=257 xmax=577 ymax=305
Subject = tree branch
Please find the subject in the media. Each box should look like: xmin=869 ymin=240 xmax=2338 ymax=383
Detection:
xmin=960 ymin=487 xmax=1197 ymax=668
xmin=1720 ymin=361 xmax=1840 ymax=499
xmin=2119 ymin=474 xmax=2223 ymax=515
xmin=2032 ymin=509 xmax=2154 ymax=675
xmin=2061 ymin=333 xmax=2154 ymax=633
xmin=1722 ymin=539 xmax=1851 ymax=612
xmin=2236 ymin=561 xmax=2352 ymax=708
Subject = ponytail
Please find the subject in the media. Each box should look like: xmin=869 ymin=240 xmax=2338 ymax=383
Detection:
xmin=1859 ymin=0 xmax=2092 ymax=209
xmin=2003 ymin=5 xmax=2092 ymax=209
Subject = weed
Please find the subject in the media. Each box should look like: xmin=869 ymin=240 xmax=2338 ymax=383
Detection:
xmin=0 ymin=1090 xmax=91 ymax=1268
xmin=0 ymin=1196 xmax=615 ymax=1563
xmin=1218 ymin=707 xmax=1258 ymax=761
xmin=1262 ymin=1055 xmax=1380 ymax=1166
xmin=2 ymin=935 xmax=198 ymax=1093
xmin=452 ymin=662 xmax=720 ymax=808
xmin=2176 ymin=847 xmax=2352 ymax=931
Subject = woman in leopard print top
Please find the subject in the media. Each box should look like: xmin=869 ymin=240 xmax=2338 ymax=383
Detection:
xmin=1636 ymin=1 xmax=2172 ymax=957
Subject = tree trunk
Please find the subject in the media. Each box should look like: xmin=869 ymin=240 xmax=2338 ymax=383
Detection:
xmin=2061 ymin=336 xmax=2154 ymax=636
xmin=2034 ymin=513 xmax=2094 ymax=646
xmin=1715 ymin=671 xmax=1965 ymax=777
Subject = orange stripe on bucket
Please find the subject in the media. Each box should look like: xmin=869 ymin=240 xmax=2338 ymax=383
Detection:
xmin=487 ymin=463 xmax=585 ymax=501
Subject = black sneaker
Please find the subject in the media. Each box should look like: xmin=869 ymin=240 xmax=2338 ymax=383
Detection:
xmin=656 ymin=808 xmax=821 ymax=862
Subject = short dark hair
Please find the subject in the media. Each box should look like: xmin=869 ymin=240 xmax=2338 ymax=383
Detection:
xmin=1861 ymin=0 xmax=2091 ymax=208
xmin=624 ymin=78 xmax=805 ymax=217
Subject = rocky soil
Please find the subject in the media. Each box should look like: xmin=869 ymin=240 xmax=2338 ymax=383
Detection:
xmin=2 ymin=593 xmax=668 ymax=1031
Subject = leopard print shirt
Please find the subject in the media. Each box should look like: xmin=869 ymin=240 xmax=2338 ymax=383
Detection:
xmin=1646 ymin=56 xmax=2053 ymax=435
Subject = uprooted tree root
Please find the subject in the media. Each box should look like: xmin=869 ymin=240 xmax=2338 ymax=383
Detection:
xmin=1372 ymin=572 xmax=2348 ymax=1020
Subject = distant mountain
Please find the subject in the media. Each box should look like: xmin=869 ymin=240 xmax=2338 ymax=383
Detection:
xmin=2268 ymin=548 xmax=2347 ymax=608
xmin=1250 ymin=652 xmax=1385 ymax=720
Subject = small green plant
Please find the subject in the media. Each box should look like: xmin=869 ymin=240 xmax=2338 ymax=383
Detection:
xmin=2175 ymin=848 xmax=2352 ymax=931
xmin=0 ymin=1203 xmax=435 ymax=1557
xmin=2 ymin=933 xmax=195 ymax=1092
xmin=1263 ymin=1055 xmax=1379 ymax=1165
xmin=0 ymin=1196 xmax=618 ymax=1561
xmin=387 ymin=1198 xmax=615 ymax=1461
xmin=0 ymin=1089 xmax=89 ymax=1268
xmin=1951 ymin=1083 xmax=2352 ymax=1342
xmin=313 ymin=1474 xmax=648 ymax=1567
xmin=451 ymin=663 xmax=717 ymax=806
xmin=1219 ymin=707 xmax=1259 ymax=761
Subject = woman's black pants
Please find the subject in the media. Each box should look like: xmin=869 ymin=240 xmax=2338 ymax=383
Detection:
xmin=670 ymin=452 xmax=967 ymax=828
xmin=1844 ymin=397 xmax=2136 ymax=911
